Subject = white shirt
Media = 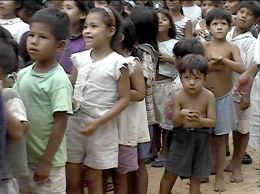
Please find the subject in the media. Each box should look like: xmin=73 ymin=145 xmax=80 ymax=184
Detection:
xmin=253 ymin=33 xmax=260 ymax=65
xmin=182 ymin=4 xmax=202 ymax=21
xmin=0 ymin=18 xmax=29 ymax=43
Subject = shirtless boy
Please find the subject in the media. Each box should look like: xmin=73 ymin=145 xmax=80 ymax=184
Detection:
xmin=159 ymin=54 xmax=216 ymax=194
xmin=204 ymin=8 xmax=245 ymax=192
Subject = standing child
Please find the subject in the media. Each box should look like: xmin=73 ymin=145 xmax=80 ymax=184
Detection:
xmin=0 ymin=36 xmax=29 ymax=194
xmin=65 ymin=7 xmax=130 ymax=194
xmin=204 ymin=8 xmax=245 ymax=192
xmin=0 ymin=0 xmax=29 ymax=43
xmin=151 ymin=8 xmax=178 ymax=168
xmin=59 ymin=0 xmax=90 ymax=74
xmin=159 ymin=54 xmax=216 ymax=194
xmin=114 ymin=17 xmax=148 ymax=194
xmin=225 ymin=0 xmax=260 ymax=182
xmin=130 ymin=5 xmax=159 ymax=194
xmin=165 ymin=0 xmax=192 ymax=40
xmin=13 ymin=8 xmax=73 ymax=194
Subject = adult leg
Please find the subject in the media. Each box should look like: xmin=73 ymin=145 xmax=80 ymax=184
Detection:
xmin=212 ymin=134 xmax=226 ymax=192
xmin=86 ymin=167 xmax=103 ymax=194
xmin=66 ymin=163 xmax=85 ymax=194
xmin=159 ymin=171 xmax=178 ymax=194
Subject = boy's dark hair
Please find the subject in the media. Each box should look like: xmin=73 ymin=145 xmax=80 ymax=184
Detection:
xmin=238 ymin=1 xmax=260 ymax=19
xmin=30 ymin=8 xmax=69 ymax=41
xmin=0 ymin=27 xmax=19 ymax=73
xmin=20 ymin=0 xmax=45 ymax=16
xmin=173 ymin=37 xmax=204 ymax=58
xmin=155 ymin=8 xmax=176 ymax=39
xmin=206 ymin=8 xmax=232 ymax=27
xmin=179 ymin=54 xmax=208 ymax=76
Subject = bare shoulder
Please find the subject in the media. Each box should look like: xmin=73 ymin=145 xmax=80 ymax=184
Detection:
xmin=173 ymin=89 xmax=185 ymax=100
xmin=202 ymin=88 xmax=215 ymax=100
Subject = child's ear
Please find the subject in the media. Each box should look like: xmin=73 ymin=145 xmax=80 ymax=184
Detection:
xmin=204 ymin=75 xmax=208 ymax=81
xmin=107 ymin=26 xmax=116 ymax=38
xmin=80 ymin=11 xmax=87 ymax=20
xmin=56 ymin=40 xmax=67 ymax=52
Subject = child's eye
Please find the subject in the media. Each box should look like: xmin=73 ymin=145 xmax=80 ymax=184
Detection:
xmin=40 ymin=35 xmax=47 ymax=39
xmin=28 ymin=33 xmax=34 ymax=37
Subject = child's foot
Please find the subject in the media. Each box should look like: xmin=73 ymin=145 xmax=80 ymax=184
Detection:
xmin=230 ymin=169 xmax=243 ymax=183
xmin=214 ymin=178 xmax=226 ymax=192
xmin=224 ymin=163 xmax=234 ymax=172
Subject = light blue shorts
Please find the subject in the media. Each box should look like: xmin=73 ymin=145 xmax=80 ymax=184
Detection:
xmin=211 ymin=92 xmax=237 ymax=136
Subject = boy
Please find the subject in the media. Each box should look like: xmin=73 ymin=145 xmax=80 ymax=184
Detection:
xmin=159 ymin=54 xmax=216 ymax=194
xmin=13 ymin=8 xmax=73 ymax=193
xmin=204 ymin=8 xmax=245 ymax=192
xmin=225 ymin=0 xmax=260 ymax=183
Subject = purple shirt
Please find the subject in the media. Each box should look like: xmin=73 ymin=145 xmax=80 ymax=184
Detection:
xmin=58 ymin=35 xmax=85 ymax=74
xmin=0 ymin=92 xmax=6 ymax=180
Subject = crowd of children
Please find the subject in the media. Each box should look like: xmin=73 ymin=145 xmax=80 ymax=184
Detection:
xmin=0 ymin=0 xmax=259 ymax=194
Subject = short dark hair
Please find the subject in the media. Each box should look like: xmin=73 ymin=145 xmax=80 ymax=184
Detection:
xmin=155 ymin=8 xmax=176 ymax=39
xmin=179 ymin=54 xmax=208 ymax=76
xmin=173 ymin=37 xmax=204 ymax=58
xmin=30 ymin=8 xmax=70 ymax=41
xmin=206 ymin=8 xmax=232 ymax=27
xmin=238 ymin=1 xmax=260 ymax=18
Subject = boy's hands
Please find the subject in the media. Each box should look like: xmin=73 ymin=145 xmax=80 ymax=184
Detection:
xmin=159 ymin=53 xmax=175 ymax=64
xmin=80 ymin=119 xmax=101 ymax=136
xmin=181 ymin=109 xmax=201 ymax=122
xmin=207 ymin=52 xmax=223 ymax=65
xmin=34 ymin=162 xmax=51 ymax=182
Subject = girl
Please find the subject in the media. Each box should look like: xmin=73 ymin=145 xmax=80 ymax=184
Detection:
xmin=66 ymin=7 xmax=130 ymax=194
xmin=0 ymin=0 xmax=29 ymax=43
xmin=59 ymin=0 xmax=93 ymax=75
xmin=151 ymin=8 xmax=178 ymax=168
xmin=130 ymin=5 xmax=159 ymax=194
xmin=114 ymin=17 xmax=148 ymax=194
xmin=193 ymin=0 xmax=219 ymax=41
xmin=165 ymin=0 xmax=192 ymax=40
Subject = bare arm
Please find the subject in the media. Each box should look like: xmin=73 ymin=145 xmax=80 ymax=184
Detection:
xmin=69 ymin=66 xmax=78 ymax=86
xmin=81 ymin=67 xmax=130 ymax=136
xmin=184 ymin=20 xmax=193 ymax=38
xmin=172 ymin=92 xmax=185 ymax=127
xmin=130 ymin=60 xmax=145 ymax=101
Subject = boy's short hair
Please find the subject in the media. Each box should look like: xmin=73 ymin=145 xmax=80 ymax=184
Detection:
xmin=238 ymin=1 xmax=260 ymax=19
xmin=206 ymin=8 xmax=232 ymax=27
xmin=173 ymin=37 xmax=204 ymax=58
xmin=179 ymin=54 xmax=208 ymax=76
xmin=30 ymin=8 xmax=69 ymax=41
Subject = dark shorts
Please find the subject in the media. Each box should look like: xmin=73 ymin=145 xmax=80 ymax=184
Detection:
xmin=165 ymin=128 xmax=211 ymax=179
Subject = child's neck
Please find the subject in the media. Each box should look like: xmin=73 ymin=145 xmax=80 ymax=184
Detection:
xmin=182 ymin=1 xmax=194 ymax=7
xmin=0 ymin=14 xmax=17 ymax=20
xmin=212 ymin=37 xmax=226 ymax=44
xmin=91 ymin=45 xmax=113 ymax=62
xmin=158 ymin=32 xmax=170 ymax=42
xmin=69 ymin=23 xmax=82 ymax=38
xmin=170 ymin=10 xmax=183 ymax=18
xmin=233 ymin=26 xmax=250 ymax=38
xmin=33 ymin=58 xmax=58 ymax=73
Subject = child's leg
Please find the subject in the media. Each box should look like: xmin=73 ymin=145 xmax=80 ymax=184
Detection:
xmin=159 ymin=171 xmax=178 ymax=194
xmin=113 ymin=171 xmax=128 ymax=194
xmin=231 ymin=132 xmax=249 ymax=182
xmin=66 ymin=163 xmax=85 ymax=194
xmin=135 ymin=159 xmax=148 ymax=194
xmin=86 ymin=167 xmax=103 ymax=194
xmin=189 ymin=178 xmax=201 ymax=194
xmin=212 ymin=134 xmax=226 ymax=192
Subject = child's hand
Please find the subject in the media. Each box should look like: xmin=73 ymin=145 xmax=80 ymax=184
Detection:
xmin=159 ymin=53 xmax=174 ymax=64
xmin=33 ymin=162 xmax=51 ymax=182
xmin=207 ymin=52 xmax=223 ymax=65
xmin=80 ymin=119 xmax=101 ymax=136
xmin=240 ymin=94 xmax=250 ymax=110
xmin=186 ymin=109 xmax=201 ymax=121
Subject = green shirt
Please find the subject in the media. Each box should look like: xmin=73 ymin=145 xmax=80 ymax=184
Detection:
xmin=13 ymin=64 xmax=73 ymax=166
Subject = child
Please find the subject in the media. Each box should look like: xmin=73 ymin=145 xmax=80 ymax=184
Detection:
xmin=194 ymin=0 xmax=220 ymax=41
xmin=13 ymin=8 xmax=73 ymax=193
xmin=0 ymin=35 xmax=29 ymax=194
xmin=159 ymin=54 xmax=216 ymax=194
xmin=225 ymin=0 xmax=260 ymax=182
xmin=114 ymin=17 xmax=148 ymax=194
xmin=59 ymin=0 xmax=90 ymax=74
xmin=130 ymin=5 xmax=159 ymax=194
xmin=165 ymin=0 xmax=192 ymax=40
xmin=65 ymin=7 xmax=130 ymax=194
xmin=182 ymin=0 xmax=202 ymax=21
xmin=0 ymin=0 xmax=29 ymax=43
xmin=204 ymin=8 xmax=245 ymax=192
xmin=151 ymin=8 xmax=178 ymax=168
